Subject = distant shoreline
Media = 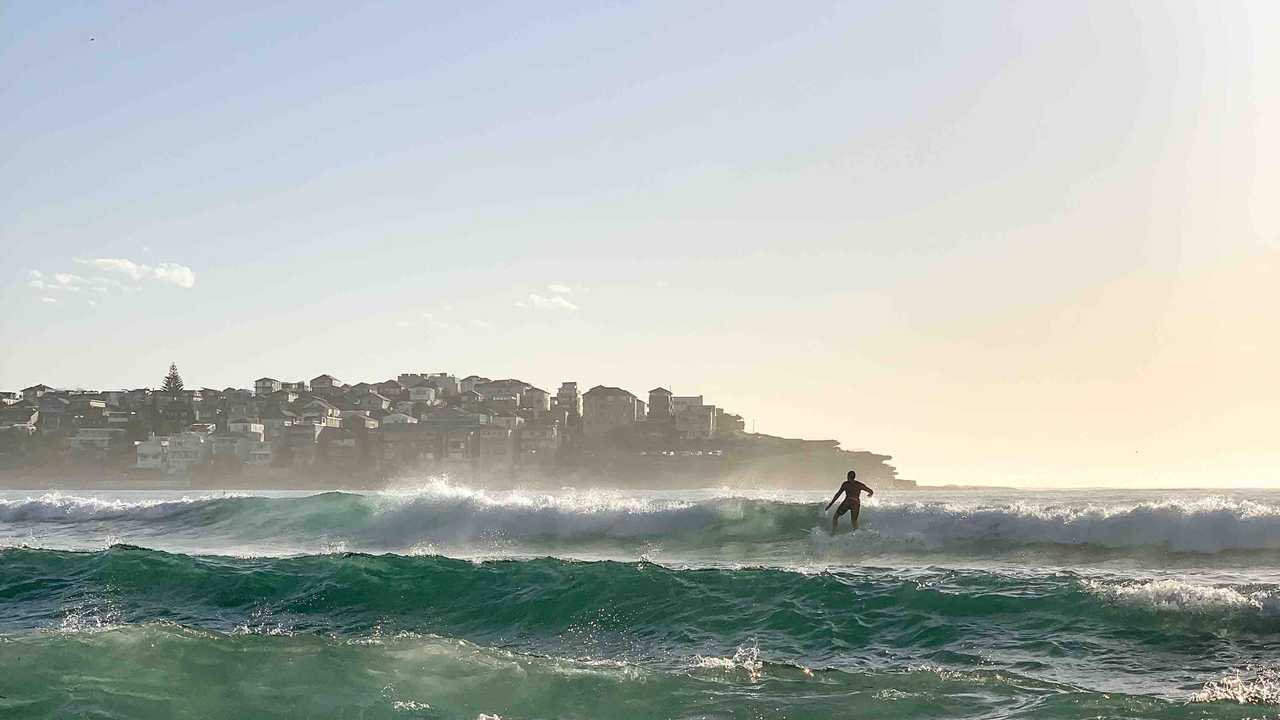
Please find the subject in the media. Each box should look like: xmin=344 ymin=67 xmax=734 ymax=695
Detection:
xmin=0 ymin=466 xmax=922 ymax=492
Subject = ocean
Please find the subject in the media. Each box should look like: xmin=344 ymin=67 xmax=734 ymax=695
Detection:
xmin=1 ymin=482 xmax=1278 ymax=719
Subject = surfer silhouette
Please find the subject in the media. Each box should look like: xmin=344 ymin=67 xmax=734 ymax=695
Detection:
xmin=826 ymin=470 xmax=873 ymax=533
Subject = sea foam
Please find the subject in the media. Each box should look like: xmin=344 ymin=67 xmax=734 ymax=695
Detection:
xmin=1191 ymin=666 xmax=1280 ymax=704
xmin=4 ymin=484 xmax=1280 ymax=556
xmin=1083 ymin=578 xmax=1280 ymax=617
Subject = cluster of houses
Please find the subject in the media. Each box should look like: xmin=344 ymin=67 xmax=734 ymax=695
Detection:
xmin=0 ymin=373 xmax=746 ymax=477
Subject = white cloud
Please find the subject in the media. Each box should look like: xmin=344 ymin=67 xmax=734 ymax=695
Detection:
xmin=547 ymin=284 xmax=572 ymax=294
xmin=87 ymin=276 xmax=138 ymax=293
xmin=517 ymin=293 xmax=579 ymax=311
xmin=41 ymin=297 xmax=56 ymax=304
xmin=30 ymin=273 xmax=88 ymax=293
xmin=74 ymin=257 xmax=196 ymax=289
xmin=28 ymin=261 xmax=169 ymax=301
xmin=394 ymin=320 xmax=412 ymax=328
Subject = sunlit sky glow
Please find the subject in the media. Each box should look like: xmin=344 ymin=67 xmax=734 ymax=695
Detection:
xmin=2 ymin=1 xmax=1277 ymax=487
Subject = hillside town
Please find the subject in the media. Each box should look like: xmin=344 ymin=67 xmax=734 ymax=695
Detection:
xmin=0 ymin=365 xmax=910 ymax=488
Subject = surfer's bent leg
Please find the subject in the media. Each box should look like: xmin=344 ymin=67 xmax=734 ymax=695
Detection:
xmin=832 ymin=501 xmax=854 ymax=534
xmin=849 ymin=502 xmax=861 ymax=531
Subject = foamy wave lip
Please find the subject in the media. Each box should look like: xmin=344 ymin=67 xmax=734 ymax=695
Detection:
xmin=865 ymin=496 xmax=1280 ymax=553
xmin=1192 ymin=665 xmax=1280 ymax=704
xmin=693 ymin=644 xmax=766 ymax=681
xmin=366 ymin=479 xmax=736 ymax=541
xmin=10 ymin=483 xmax=1280 ymax=557
xmin=0 ymin=492 xmax=239 ymax=522
xmin=378 ymin=478 xmax=696 ymax=515
xmin=1084 ymin=578 xmax=1280 ymax=616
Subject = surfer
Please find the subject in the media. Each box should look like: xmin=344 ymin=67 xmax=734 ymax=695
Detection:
xmin=826 ymin=470 xmax=873 ymax=533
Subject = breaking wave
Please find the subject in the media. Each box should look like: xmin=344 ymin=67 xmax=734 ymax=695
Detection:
xmin=1082 ymin=578 xmax=1280 ymax=617
xmin=4 ymin=483 xmax=1280 ymax=556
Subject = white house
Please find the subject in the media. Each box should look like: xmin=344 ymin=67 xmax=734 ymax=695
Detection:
xmin=476 ymin=379 xmax=529 ymax=402
xmin=340 ymin=410 xmax=380 ymax=430
xmin=166 ymin=432 xmax=211 ymax=474
xmin=671 ymin=395 xmax=704 ymax=414
xmin=211 ymin=432 xmax=256 ymax=462
xmin=382 ymin=413 xmax=418 ymax=425
xmin=408 ymin=385 xmax=437 ymax=404
xmin=297 ymin=398 xmax=342 ymax=428
xmin=228 ymin=419 xmax=265 ymax=442
xmin=134 ymin=435 xmax=167 ymax=470
xmin=486 ymin=392 xmax=520 ymax=413
xmin=69 ymin=427 xmax=125 ymax=452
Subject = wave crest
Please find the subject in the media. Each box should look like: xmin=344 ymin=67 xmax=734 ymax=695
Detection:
xmin=863 ymin=496 xmax=1280 ymax=554
xmin=5 ymin=484 xmax=1280 ymax=556
xmin=1191 ymin=665 xmax=1280 ymax=704
xmin=1083 ymin=578 xmax=1280 ymax=618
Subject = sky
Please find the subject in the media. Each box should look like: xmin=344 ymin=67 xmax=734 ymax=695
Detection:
xmin=2 ymin=1 xmax=1278 ymax=487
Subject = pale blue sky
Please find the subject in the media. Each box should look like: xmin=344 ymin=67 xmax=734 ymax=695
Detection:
xmin=3 ymin=1 xmax=1277 ymax=485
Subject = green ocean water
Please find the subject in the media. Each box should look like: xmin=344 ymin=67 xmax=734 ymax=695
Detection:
xmin=1 ymin=485 xmax=1279 ymax=718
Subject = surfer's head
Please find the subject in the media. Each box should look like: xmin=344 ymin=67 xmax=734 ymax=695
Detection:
xmin=847 ymin=470 xmax=856 ymax=481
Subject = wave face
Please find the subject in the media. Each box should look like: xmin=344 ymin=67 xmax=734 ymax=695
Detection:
xmin=1 ymin=545 xmax=1278 ymax=719
xmin=5 ymin=484 xmax=1280 ymax=560
xmin=4 ymin=546 xmax=1278 ymax=641
xmin=4 ymin=485 xmax=1280 ymax=718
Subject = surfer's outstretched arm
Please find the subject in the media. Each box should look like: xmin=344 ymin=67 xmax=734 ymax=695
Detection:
xmin=855 ymin=481 xmax=874 ymax=498
xmin=825 ymin=488 xmax=845 ymax=511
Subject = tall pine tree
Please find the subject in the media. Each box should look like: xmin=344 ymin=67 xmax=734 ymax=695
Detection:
xmin=162 ymin=362 xmax=184 ymax=396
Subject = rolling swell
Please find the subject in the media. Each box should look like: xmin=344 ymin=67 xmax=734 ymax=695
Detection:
xmin=2 ymin=543 xmax=1279 ymax=717
xmin=5 ymin=486 xmax=1280 ymax=556
xmin=2 ymin=623 xmax=1168 ymax=720
xmin=3 ymin=546 xmax=1277 ymax=651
